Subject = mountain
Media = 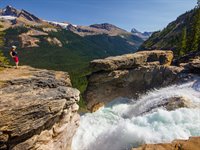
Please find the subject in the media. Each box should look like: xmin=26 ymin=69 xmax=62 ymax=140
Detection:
xmin=65 ymin=23 xmax=129 ymax=36
xmin=0 ymin=5 xmax=146 ymax=73
xmin=140 ymin=7 xmax=200 ymax=57
xmin=47 ymin=21 xmax=131 ymax=37
xmin=0 ymin=5 xmax=20 ymax=16
xmin=49 ymin=21 xmax=145 ymax=39
xmin=131 ymin=28 xmax=152 ymax=40
xmin=0 ymin=5 xmax=44 ymax=25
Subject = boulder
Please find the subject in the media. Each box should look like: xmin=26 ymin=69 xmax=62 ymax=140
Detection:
xmin=174 ymin=50 xmax=200 ymax=74
xmin=174 ymin=50 xmax=200 ymax=65
xmin=186 ymin=59 xmax=200 ymax=74
xmin=90 ymin=50 xmax=173 ymax=72
xmin=0 ymin=66 xmax=80 ymax=150
xmin=121 ymin=96 xmax=195 ymax=118
xmin=164 ymin=97 xmax=193 ymax=110
xmin=91 ymin=102 xmax=105 ymax=113
xmin=136 ymin=96 xmax=194 ymax=116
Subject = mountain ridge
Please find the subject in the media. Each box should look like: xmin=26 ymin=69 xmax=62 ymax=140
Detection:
xmin=0 ymin=5 xmax=149 ymax=39
xmin=140 ymin=7 xmax=200 ymax=57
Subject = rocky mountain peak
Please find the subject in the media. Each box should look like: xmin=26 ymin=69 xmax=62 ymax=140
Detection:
xmin=0 ymin=5 xmax=42 ymax=23
xmin=131 ymin=28 xmax=153 ymax=40
xmin=90 ymin=23 xmax=125 ymax=31
xmin=131 ymin=28 xmax=140 ymax=33
xmin=5 ymin=5 xmax=14 ymax=9
xmin=0 ymin=5 xmax=20 ymax=16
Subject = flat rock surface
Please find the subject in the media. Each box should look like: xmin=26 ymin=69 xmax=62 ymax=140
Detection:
xmin=90 ymin=50 xmax=173 ymax=71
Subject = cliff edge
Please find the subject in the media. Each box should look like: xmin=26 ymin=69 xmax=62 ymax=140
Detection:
xmin=0 ymin=66 xmax=80 ymax=150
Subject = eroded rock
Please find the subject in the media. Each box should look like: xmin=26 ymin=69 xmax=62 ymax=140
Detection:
xmin=85 ymin=50 xmax=183 ymax=111
xmin=0 ymin=66 xmax=80 ymax=150
xmin=90 ymin=50 xmax=173 ymax=72
xmin=136 ymin=96 xmax=194 ymax=116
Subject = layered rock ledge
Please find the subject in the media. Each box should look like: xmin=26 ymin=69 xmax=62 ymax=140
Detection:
xmin=90 ymin=50 xmax=173 ymax=72
xmin=0 ymin=66 xmax=80 ymax=150
xmin=132 ymin=136 xmax=200 ymax=150
xmin=85 ymin=50 xmax=184 ymax=111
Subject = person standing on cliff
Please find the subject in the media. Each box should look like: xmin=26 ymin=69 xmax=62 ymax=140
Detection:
xmin=10 ymin=45 xmax=19 ymax=69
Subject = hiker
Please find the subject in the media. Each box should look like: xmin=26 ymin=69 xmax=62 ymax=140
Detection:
xmin=10 ymin=45 xmax=19 ymax=68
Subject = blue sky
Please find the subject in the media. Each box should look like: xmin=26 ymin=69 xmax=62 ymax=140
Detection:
xmin=0 ymin=0 xmax=197 ymax=32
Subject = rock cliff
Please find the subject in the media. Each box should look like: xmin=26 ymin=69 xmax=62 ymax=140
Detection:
xmin=0 ymin=66 xmax=80 ymax=150
xmin=85 ymin=50 xmax=184 ymax=111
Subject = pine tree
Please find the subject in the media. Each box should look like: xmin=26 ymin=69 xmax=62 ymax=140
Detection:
xmin=180 ymin=27 xmax=187 ymax=56
xmin=0 ymin=26 xmax=9 ymax=65
xmin=191 ymin=8 xmax=200 ymax=51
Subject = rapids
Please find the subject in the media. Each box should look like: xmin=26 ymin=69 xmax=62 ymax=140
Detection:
xmin=72 ymin=78 xmax=200 ymax=150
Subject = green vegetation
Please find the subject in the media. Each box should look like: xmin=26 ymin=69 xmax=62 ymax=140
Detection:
xmin=70 ymin=70 xmax=91 ymax=112
xmin=190 ymin=8 xmax=200 ymax=51
xmin=0 ymin=26 xmax=9 ymax=66
xmin=140 ymin=7 xmax=200 ymax=57
xmin=180 ymin=27 xmax=187 ymax=56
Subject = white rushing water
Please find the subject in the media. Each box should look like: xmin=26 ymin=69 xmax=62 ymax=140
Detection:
xmin=72 ymin=78 xmax=200 ymax=150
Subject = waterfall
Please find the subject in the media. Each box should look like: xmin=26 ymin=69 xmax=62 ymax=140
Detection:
xmin=72 ymin=78 xmax=200 ymax=150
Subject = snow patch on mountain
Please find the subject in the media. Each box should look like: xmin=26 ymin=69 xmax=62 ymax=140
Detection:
xmin=0 ymin=15 xmax=16 ymax=20
xmin=45 ymin=20 xmax=77 ymax=28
